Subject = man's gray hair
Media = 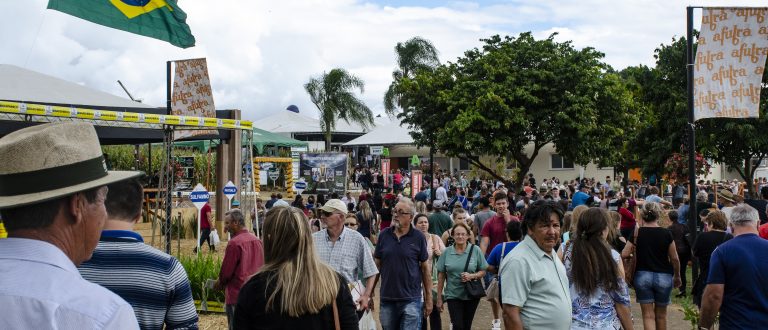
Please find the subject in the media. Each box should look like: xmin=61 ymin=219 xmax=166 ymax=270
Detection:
xmin=398 ymin=197 xmax=417 ymax=216
xmin=729 ymin=204 xmax=759 ymax=226
xmin=696 ymin=190 xmax=708 ymax=202
xmin=225 ymin=208 xmax=246 ymax=225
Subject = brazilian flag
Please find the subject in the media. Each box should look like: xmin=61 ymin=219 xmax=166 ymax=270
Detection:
xmin=48 ymin=0 xmax=195 ymax=48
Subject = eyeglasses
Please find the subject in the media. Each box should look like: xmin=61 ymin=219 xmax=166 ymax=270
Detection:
xmin=394 ymin=209 xmax=412 ymax=216
xmin=345 ymin=222 xmax=358 ymax=227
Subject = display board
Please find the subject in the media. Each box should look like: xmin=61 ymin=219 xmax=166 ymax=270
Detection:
xmin=299 ymin=153 xmax=347 ymax=195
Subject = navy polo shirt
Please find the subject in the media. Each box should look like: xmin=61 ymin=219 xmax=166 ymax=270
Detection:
xmin=708 ymin=233 xmax=768 ymax=328
xmin=374 ymin=226 xmax=428 ymax=302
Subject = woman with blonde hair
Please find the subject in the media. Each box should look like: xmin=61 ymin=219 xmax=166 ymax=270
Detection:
xmin=356 ymin=200 xmax=376 ymax=242
xmin=235 ymin=206 xmax=358 ymax=329
xmin=622 ymin=202 xmax=681 ymax=330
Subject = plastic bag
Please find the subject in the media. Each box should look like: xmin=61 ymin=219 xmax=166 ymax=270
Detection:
xmin=358 ymin=310 xmax=376 ymax=330
xmin=211 ymin=229 xmax=221 ymax=246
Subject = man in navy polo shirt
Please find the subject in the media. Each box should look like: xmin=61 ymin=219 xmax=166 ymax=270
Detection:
xmin=699 ymin=204 xmax=768 ymax=330
xmin=373 ymin=197 xmax=432 ymax=329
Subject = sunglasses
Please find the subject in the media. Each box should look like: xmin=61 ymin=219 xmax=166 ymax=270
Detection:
xmin=345 ymin=222 xmax=358 ymax=227
xmin=321 ymin=211 xmax=335 ymax=217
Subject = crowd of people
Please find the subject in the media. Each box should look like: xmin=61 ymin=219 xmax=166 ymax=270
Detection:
xmin=2 ymin=122 xmax=768 ymax=330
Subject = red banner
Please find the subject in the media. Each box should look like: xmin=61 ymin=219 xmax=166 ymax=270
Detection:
xmin=381 ymin=158 xmax=390 ymax=188
xmin=411 ymin=170 xmax=422 ymax=198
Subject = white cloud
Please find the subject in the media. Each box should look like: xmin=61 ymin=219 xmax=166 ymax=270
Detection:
xmin=0 ymin=0 xmax=763 ymax=121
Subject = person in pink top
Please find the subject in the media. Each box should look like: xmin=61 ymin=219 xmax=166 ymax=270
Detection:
xmin=215 ymin=208 xmax=265 ymax=330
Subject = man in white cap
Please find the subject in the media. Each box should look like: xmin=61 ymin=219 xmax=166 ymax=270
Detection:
xmin=0 ymin=122 xmax=142 ymax=329
xmin=312 ymin=199 xmax=378 ymax=316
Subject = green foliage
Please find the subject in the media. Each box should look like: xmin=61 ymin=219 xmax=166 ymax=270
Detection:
xmin=305 ymin=68 xmax=374 ymax=151
xmin=624 ymin=32 xmax=768 ymax=192
xmin=102 ymin=145 xmax=216 ymax=188
xmin=384 ymin=36 xmax=440 ymax=116
xmin=178 ymin=254 xmax=225 ymax=303
xmin=397 ymin=32 xmax=639 ymax=187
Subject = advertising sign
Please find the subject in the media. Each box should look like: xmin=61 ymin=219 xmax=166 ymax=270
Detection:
xmin=370 ymin=146 xmax=384 ymax=155
xmin=694 ymin=8 xmax=768 ymax=120
xmin=411 ymin=170 xmax=422 ymax=198
xmin=171 ymin=58 xmax=218 ymax=139
xmin=299 ymin=153 xmax=348 ymax=195
xmin=381 ymin=158 xmax=390 ymax=188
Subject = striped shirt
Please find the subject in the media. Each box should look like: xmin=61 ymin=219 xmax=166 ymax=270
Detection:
xmin=312 ymin=227 xmax=379 ymax=283
xmin=79 ymin=230 xmax=198 ymax=330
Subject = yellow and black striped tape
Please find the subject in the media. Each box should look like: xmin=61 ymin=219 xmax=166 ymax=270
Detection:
xmin=0 ymin=101 xmax=253 ymax=130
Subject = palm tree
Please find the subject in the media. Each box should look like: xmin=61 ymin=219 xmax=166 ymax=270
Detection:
xmin=305 ymin=68 xmax=374 ymax=151
xmin=384 ymin=36 xmax=440 ymax=116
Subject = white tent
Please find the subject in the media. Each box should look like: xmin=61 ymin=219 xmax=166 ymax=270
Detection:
xmin=343 ymin=120 xmax=414 ymax=146
xmin=0 ymin=64 xmax=156 ymax=109
xmin=252 ymin=110 xmax=370 ymax=134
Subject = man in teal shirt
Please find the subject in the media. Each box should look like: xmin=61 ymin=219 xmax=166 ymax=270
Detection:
xmin=499 ymin=201 xmax=571 ymax=329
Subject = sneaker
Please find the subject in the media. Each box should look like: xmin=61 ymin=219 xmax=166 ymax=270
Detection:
xmin=492 ymin=319 xmax=501 ymax=329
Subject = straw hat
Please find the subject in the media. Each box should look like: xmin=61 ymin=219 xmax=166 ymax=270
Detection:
xmin=717 ymin=189 xmax=740 ymax=204
xmin=0 ymin=122 xmax=142 ymax=208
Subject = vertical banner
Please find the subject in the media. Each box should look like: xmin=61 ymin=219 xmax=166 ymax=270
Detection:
xmin=411 ymin=170 xmax=422 ymax=198
xmin=291 ymin=146 xmax=307 ymax=181
xmin=299 ymin=153 xmax=348 ymax=195
xmin=694 ymin=8 xmax=768 ymax=120
xmin=381 ymin=158 xmax=390 ymax=188
xmin=171 ymin=58 xmax=218 ymax=140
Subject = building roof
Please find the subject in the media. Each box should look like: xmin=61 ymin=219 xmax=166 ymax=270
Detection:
xmin=0 ymin=64 xmax=156 ymax=109
xmin=252 ymin=110 xmax=371 ymax=134
xmin=342 ymin=119 xmax=414 ymax=146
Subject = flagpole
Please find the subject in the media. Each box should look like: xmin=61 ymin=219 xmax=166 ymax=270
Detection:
xmin=166 ymin=60 xmax=173 ymax=254
xmin=686 ymin=6 xmax=698 ymax=282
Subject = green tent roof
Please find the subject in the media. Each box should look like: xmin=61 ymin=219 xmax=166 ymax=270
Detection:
xmin=172 ymin=128 xmax=307 ymax=153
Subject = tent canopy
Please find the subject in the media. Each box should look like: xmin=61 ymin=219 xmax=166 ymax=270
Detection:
xmin=252 ymin=110 xmax=371 ymax=134
xmin=342 ymin=120 xmax=414 ymax=146
xmin=173 ymin=127 xmax=308 ymax=153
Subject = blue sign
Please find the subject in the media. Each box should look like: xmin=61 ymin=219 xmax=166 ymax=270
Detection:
xmin=223 ymin=186 xmax=237 ymax=195
xmin=190 ymin=191 xmax=210 ymax=203
xmin=295 ymin=181 xmax=307 ymax=190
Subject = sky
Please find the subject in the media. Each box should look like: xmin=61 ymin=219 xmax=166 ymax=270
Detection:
xmin=1 ymin=0 xmax=764 ymax=122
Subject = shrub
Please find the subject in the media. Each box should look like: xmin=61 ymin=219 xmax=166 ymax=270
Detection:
xmin=178 ymin=254 xmax=225 ymax=303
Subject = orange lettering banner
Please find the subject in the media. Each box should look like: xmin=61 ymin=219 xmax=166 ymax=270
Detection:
xmin=171 ymin=58 xmax=218 ymax=139
xmin=694 ymin=8 xmax=768 ymax=121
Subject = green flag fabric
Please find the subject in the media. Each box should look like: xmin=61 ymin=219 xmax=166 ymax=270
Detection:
xmin=47 ymin=0 xmax=195 ymax=48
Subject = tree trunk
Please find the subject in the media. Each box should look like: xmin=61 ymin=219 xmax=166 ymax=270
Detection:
xmin=324 ymin=131 xmax=332 ymax=152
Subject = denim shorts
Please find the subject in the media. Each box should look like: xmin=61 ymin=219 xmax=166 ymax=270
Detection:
xmin=634 ymin=271 xmax=673 ymax=305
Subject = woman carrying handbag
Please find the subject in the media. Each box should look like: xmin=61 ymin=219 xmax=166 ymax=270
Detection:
xmin=436 ymin=222 xmax=488 ymax=330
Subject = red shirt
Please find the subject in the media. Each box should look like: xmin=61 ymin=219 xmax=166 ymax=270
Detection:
xmin=394 ymin=173 xmax=403 ymax=185
xmin=219 ymin=230 xmax=264 ymax=304
xmin=618 ymin=207 xmax=636 ymax=230
xmin=200 ymin=203 xmax=212 ymax=229
xmin=759 ymin=222 xmax=768 ymax=240
xmin=481 ymin=215 xmax=512 ymax=257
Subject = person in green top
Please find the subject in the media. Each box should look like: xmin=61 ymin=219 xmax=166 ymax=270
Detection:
xmin=436 ymin=222 xmax=488 ymax=330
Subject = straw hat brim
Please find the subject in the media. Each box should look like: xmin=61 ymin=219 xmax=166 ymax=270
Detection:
xmin=0 ymin=170 xmax=142 ymax=209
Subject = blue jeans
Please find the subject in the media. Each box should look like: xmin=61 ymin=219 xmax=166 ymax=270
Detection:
xmin=380 ymin=299 xmax=422 ymax=330
xmin=634 ymin=271 xmax=673 ymax=305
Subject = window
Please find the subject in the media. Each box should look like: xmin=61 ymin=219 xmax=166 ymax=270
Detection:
xmin=459 ymin=158 xmax=469 ymax=171
xmin=551 ymin=154 xmax=574 ymax=169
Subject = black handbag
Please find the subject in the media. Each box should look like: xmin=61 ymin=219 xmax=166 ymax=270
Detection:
xmin=463 ymin=243 xmax=486 ymax=299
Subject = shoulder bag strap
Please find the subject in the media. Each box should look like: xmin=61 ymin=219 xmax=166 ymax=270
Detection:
xmin=332 ymin=298 xmax=340 ymax=330
xmin=463 ymin=243 xmax=474 ymax=272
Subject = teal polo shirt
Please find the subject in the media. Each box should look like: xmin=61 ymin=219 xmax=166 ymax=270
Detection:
xmin=436 ymin=244 xmax=488 ymax=300
xmin=499 ymin=235 xmax=571 ymax=329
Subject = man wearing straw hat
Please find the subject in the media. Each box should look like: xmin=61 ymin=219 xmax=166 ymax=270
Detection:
xmin=0 ymin=122 xmax=142 ymax=329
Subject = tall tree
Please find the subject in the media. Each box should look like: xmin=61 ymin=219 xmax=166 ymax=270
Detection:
xmin=397 ymin=33 xmax=639 ymax=187
xmin=384 ymin=36 xmax=440 ymax=116
xmin=305 ymin=68 xmax=373 ymax=151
